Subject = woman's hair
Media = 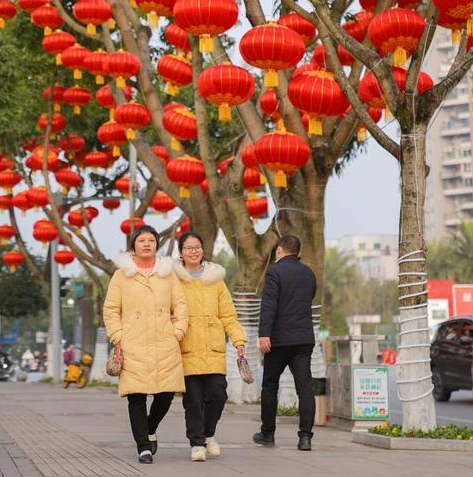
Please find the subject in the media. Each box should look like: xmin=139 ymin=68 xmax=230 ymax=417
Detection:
xmin=130 ymin=225 xmax=160 ymax=252
xmin=177 ymin=231 xmax=204 ymax=254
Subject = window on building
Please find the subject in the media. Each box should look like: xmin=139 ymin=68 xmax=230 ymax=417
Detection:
xmin=374 ymin=243 xmax=381 ymax=250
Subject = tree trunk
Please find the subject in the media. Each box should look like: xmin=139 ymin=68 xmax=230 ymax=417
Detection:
xmin=396 ymin=124 xmax=436 ymax=431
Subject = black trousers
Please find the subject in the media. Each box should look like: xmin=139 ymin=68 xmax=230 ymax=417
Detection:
xmin=182 ymin=374 xmax=228 ymax=447
xmin=127 ymin=392 xmax=174 ymax=453
xmin=261 ymin=344 xmax=315 ymax=438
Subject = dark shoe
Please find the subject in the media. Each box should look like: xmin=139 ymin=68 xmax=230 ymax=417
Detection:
xmin=253 ymin=431 xmax=275 ymax=447
xmin=149 ymin=434 xmax=158 ymax=455
xmin=139 ymin=451 xmax=153 ymax=464
xmin=297 ymin=436 xmax=312 ymax=451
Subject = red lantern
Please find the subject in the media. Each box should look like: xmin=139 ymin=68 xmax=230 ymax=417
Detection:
xmin=197 ymin=63 xmax=255 ymax=121
xmin=173 ymin=0 xmax=239 ymax=53
xmin=243 ymin=167 xmax=264 ymax=196
xmin=96 ymin=83 xmax=132 ymax=120
xmin=102 ymin=197 xmax=121 ymax=213
xmin=241 ymin=143 xmax=259 ymax=169
xmin=259 ymin=89 xmax=281 ymax=122
xmin=166 ymin=155 xmax=206 ymax=198
xmin=164 ymin=22 xmax=191 ymax=54
xmin=432 ymin=1 xmax=473 ymax=38
xmin=59 ymin=134 xmax=86 ymax=155
xmin=120 ymin=217 xmax=145 ymax=235
xmin=43 ymin=84 xmax=66 ymax=111
xmin=278 ymin=12 xmax=316 ymax=46
xmin=72 ymin=0 xmax=113 ymax=35
xmin=33 ymin=219 xmax=58 ymax=245
xmin=217 ymin=156 xmax=233 ymax=176
xmin=97 ymin=121 xmax=127 ymax=157
xmin=26 ymin=186 xmax=49 ymax=208
xmin=438 ymin=10 xmax=466 ymax=44
xmin=61 ymin=43 xmax=91 ymax=80
xmin=254 ymin=131 xmax=310 ymax=188
xmin=105 ymin=50 xmax=141 ymax=88
xmin=342 ymin=10 xmax=372 ymax=43
xmin=176 ymin=217 xmax=191 ymax=239
xmin=397 ymin=0 xmax=421 ymax=9
xmin=29 ymin=145 xmax=59 ymax=172
xmin=0 ymin=169 xmax=22 ymax=193
xmin=84 ymin=151 xmax=109 ymax=169
xmin=135 ymin=0 xmax=175 ymax=28
xmin=162 ymin=105 xmax=197 ymax=150
xmin=157 ymin=54 xmax=193 ymax=96
xmin=18 ymin=0 xmax=47 ymax=12
xmin=42 ymin=29 xmax=76 ymax=64
xmin=63 ymin=85 xmax=92 ymax=115
xmin=55 ymin=168 xmax=82 ymax=193
xmin=245 ymin=196 xmax=268 ymax=220
xmin=311 ymin=43 xmax=354 ymax=68
xmin=0 ymin=156 xmax=14 ymax=172
xmin=239 ymin=22 xmax=305 ymax=88
xmin=115 ymin=176 xmax=131 ymax=197
xmin=37 ymin=112 xmax=67 ymax=136
xmin=150 ymin=191 xmax=176 ymax=218
xmin=0 ymin=224 xmax=15 ymax=244
xmin=115 ymin=102 xmax=151 ymax=140
xmin=0 ymin=0 xmax=17 ymax=29
xmin=83 ymin=49 xmax=109 ymax=84
xmin=86 ymin=205 xmax=99 ymax=219
xmin=31 ymin=3 xmax=63 ymax=35
xmin=359 ymin=0 xmax=376 ymax=11
xmin=368 ymin=8 xmax=425 ymax=66
xmin=2 ymin=250 xmax=24 ymax=272
xmin=0 ymin=195 xmax=12 ymax=210
xmin=151 ymin=145 xmax=170 ymax=166
xmin=357 ymin=107 xmax=383 ymax=142
xmin=11 ymin=192 xmax=31 ymax=213
xmin=54 ymin=249 xmax=75 ymax=267
xmin=68 ymin=209 xmax=94 ymax=228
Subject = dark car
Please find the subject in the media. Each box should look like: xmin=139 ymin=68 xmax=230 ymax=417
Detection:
xmin=430 ymin=316 xmax=473 ymax=401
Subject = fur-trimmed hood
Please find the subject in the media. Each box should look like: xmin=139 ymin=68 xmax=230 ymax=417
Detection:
xmin=173 ymin=260 xmax=226 ymax=285
xmin=114 ymin=253 xmax=174 ymax=278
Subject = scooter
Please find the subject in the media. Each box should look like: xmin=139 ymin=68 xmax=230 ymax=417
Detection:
xmin=63 ymin=350 xmax=93 ymax=389
xmin=0 ymin=351 xmax=15 ymax=381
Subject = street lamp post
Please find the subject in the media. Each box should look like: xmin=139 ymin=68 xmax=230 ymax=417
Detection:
xmin=50 ymin=239 xmax=62 ymax=382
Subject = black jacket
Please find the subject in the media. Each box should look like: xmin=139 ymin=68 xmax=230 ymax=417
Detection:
xmin=258 ymin=255 xmax=317 ymax=347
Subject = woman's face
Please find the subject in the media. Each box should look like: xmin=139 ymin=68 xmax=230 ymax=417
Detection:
xmin=133 ymin=232 xmax=157 ymax=260
xmin=181 ymin=236 xmax=204 ymax=268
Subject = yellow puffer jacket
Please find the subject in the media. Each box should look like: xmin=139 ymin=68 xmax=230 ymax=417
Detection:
xmin=103 ymin=254 xmax=188 ymax=397
xmin=174 ymin=261 xmax=246 ymax=376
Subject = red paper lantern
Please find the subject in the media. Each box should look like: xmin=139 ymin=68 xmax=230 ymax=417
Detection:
xmin=0 ymin=224 xmax=15 ymax=244
xmin=0 ymin=170 xmax=21 ymax=193
xmin=115 ymin=176 xmax=131 ymax=197
xmin=241 ymin=143 xmax=259 ymax=169
xmin=259 ymin=89 xmax=281 ymax=122
xmin=84 ymin=151 xmax=109 ymax=169
xmin=105 ymin=50 xmax=141 ymax=88
xmin=26 ymin=186 xmax=49 ymax=208
xmin=173 ymin=0 xmax=239 ymax=53
xmin=86 ymin=205 xmax=99 ymax=219
xmin=135 ymin=0 xmax=175 ymax=28
xmin=31 ymin=3 xmax=63 ymax=35
xmin=197 ymin=63 xmax=255 ymax=121
xmin=246 ymin=196 xmax=268 ymax=220
xmin=166 ymin=155 xmax=206 ymax=198
xmin=0 ymin=156 xmax=14 ymax=172
xmin=438 ymin=10 xmax=466 ymax=44
xmin=59 ymin=134 xmax=86 ymax=155
xmin=115 ymin=102 xmax=151 ymax=140
xmin=72 ymin=0 xmax=113 ymax=35
xmin=357 ymin=107 xmax=383 ymax=142
xmin=37 ymin=112 xmax=67 ymax=135
xmin=95 ymin=83 xmax=132 ymax=120
xmin=83 ymin=49 xmax=109 ymax=84
xmin=120 ymin=217 xmax=145 ymax=235
xmin=0 ymin=195 xmax=12 ymax=210
xmin=18 ymin=0 xmax=47 ymax=12
xmin=43 ymin=84 xmax=66 ymax=111
xmin=42 ymin=29 xmax=76 ymax=64
xmin=359 ymin=0 xmax=376 ymax=11
xmin=68 ymin=209 xmax=94 ymax=228
xmin=368 ymin=8 xmax=425 ymax=66
xmin=162 ymin=105 xmax=197 ymax=150
xmin=278 ymin=12 xmax=316 ymax=46
xmin=97 ymin=121 xmax=127 ymax=157
xmin=102 ymin=197 xmax=121 ymax=213
xmin=254 ymin=131 xmax=310 ymax=188
xmin=150 ymin=191 xmax=176 ymax=217
xmin=61 ymin=43 xmax=91 ymax=80
xmin=342 ymin=10 xmax=372 ymax=43
xmin=54 ymin=249 xmax=75 ymax=267
xmin=11 ymin=192 xmax=31 ymax=213
xmin=217 ymin=156 xmax=233 ymax=176
xmin=29 ymin=145 xmax=59 ymax=172
xmin=2 ymin=250 xmax=24 ymax=272
xmin=164 ymin=22 xmax=191 ymax=54
xmin=63 ymin=85 xmax=92 ymax=115
xmin=243 ymin=167 xmax=264 ymax=195
xmin=432 ymin=1 xmax=473 ymax=38
xmin=397 ymin=0 xmax=421 ymax=9
xmin=0 ymin=0 xmax=17 ymax=29
xmin=176 ymin=217 xmax=191 ymax=239
xmin=55 ymin=168 xmax=83 ymax=193
xmin=33 ymin=219 xmax=58 ymax=245
xmin=157 ymin=54 xmax=193 ymax=96
xmin=239 ymin=22 xmax=305 ymax=88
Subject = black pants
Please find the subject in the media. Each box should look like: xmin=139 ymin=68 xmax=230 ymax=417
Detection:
xmin=261 ymin=344 xmax=315 ymax=438
xmin=127 ymin=392 xmax=174 ymax=453
xmin=182 ymin=374 xmax=228 ymax=447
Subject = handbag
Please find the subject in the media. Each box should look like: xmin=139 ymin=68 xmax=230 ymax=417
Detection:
xmin=106 ymin=344 xmax=123 ymax=377
xmin=237 ymin=356 xmax=254 ymax=384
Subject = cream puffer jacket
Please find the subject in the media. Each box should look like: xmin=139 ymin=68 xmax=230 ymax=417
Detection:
xmin=103 ymin=254 xmax=188 ymax=397
xmin=173 ymin=260 xmax=246 ymax=376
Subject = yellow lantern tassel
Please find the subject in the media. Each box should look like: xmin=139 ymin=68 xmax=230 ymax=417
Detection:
xmin=384 ymin=107 xmax=392 ymax=121
xmin=357 ymin=126 xmax=367 ymax=142
xmin=61 ymin=186 xmax=68 ymax=195
xmin=112 ymin=146 xmax=120 ymax=157
xmin=0 ymin=238 xmax=6 ymax=245
xmin=393 ymin=46 xmax=407 ymax=67
xmin=116 ymin=76 xmax=125 ymax=88
xmin=179 ymin=186 xmax=190 ymax=198
xmin=264 ymin=69 xmax=278 ymax=88
xmin=73 ymin=69 xmax=82 ymax=80
xmin=86 ymin=24 xmax=96 ymax=35
xmin=107 ymin=19 xmax=116 ymax=30
xmin=308 ymin=117 xmax=323 ymax=136
xmin=9 ymin=265 xmax=17 ymax=272
xmin=126 ymin=129 xmax=136 ymax=140
xmin=0 ymin=19 xmax=5 ymax=28
xmin=44 ymin=26 xmax=52 ymax=36
xmin=274 ymin=171 xmax=287 ymax=188
xmin=171 ymin=137 xmax=181 ymax=151
xmin=130 ymin=0 xmax=137 ymax=8
xmin=199 ymin=35 xmax=214 ymax=53
xmin=276 ymin=119 xmax=285 ymax=131
xmin=166 ymin=82 xmax=179 ymax=96
xmin=109 ymin=109 xmax=115 ymax=121
xmin=247 ymin=190 xmax=257 ymax=199
xmin=54 ymin=103 xmax=61 ymax=112
xmin=73 ymin=105 xmax=81 ymax=115
xmin=96 ymin=75 xmax=104 ymax=85
xmin=468 ymin=15 xmax=473 ymax=37
xmin=162 ymin=212 xmax=168 ymax=219
xmin=148 ymin=12 xmax=158 ymax=28
xmin=451 ymin=29 xmax=461 ymax=45
xmin=259 ymin=174 xmax=266 ymax=185
xmin=56 ymin=54 xmax=62 ymax=65
xmin=218 ymin=104 xmax=232 ymax=121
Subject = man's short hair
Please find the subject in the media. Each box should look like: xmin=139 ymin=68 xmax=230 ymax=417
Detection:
xmin=277 ymin=235 xmax=301 ymax=255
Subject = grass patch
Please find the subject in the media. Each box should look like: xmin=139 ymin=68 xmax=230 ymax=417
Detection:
xmin=87 ymin=379 xmax=118 ymax=388
xmin=370 ymin=423 xmax=473 ymax=440
xmin=38 ymin=376 xmax=53 ymax=384
xmin=277 ymin=406 xmax=299 ymax=416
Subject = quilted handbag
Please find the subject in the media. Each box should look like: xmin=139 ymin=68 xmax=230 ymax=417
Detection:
xmin=106 ymin=344 xmax=123 ymax=377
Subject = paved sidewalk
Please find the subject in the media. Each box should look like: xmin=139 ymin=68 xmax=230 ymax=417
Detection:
xmin=0 ymin=381 xmax=471 ymax=477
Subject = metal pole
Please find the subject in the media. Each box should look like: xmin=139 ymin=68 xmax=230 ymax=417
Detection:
xmin=129 ymin=143 xmax=137 ymax=239
xmin=51 ymin=239 xmax=62 ymax=382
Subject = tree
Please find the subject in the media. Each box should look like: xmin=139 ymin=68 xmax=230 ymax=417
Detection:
xmin=450 ymin=221 xmax=473 ymax=283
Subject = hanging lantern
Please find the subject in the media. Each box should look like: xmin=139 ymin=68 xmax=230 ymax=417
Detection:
xmin=150 ymin=191 xmax=176 ymax=218
xmin=84 ymin=151 xmax=109 ymax=169
xmin=18 ymin=0 xmax=47 ymax=12
xmin=166 ymin=155 xmax=206 ymax=198
xmin=0 ymin=156 xmax=14 ymax=172
xmin=61 ymin=43 xmax=91 ymax=80
xmin=162 ymin=105 xmax=197 ymax=150
xmin=176 ymin=217 xmax=191 ymax=239
xmin=243 ymin=167 xmax=265 ymax=197
xmin=31 ymin=3 xmax=63 ymax=35
xmin=245 ymin=196 xmax=268 ymax=220
xmin=254 ymin=130 xmax=310 ymax=188
xmin=0 ymin=224 xmax=15 ymax=245
xmin=0 ymin=0 xmax=17 ymax=29
xmin=0 ymin=195 xmax=13 ymax=211
xmin=95 ymin=83 xmax=132 ymax=120
xmin=432 ymin=0 xmax=473 ymax=39
xmin=311 ymin=43 xmax=355 ymax=68
xmin=397 ymin=0 xmax=421 ymax=8
xmin=85 ymin=205 xmax=99 ymax=219
xmin=157 ymin=54 xmax=193 ymax=96
xmin=217 ymin=156 xmax=234 ymax=176
xmin=2 ymin=250 xmax=24 ymax=272
xmin=11 ymin=192 xmax=32 ymax=214
xmin=115 ymin=176 xmax=131 ymax=197
xmin=197 ymin=63 xmax=255 ymax=121
xmin=33 ymin=219 xmax=58 ymax=246
xmin=26 ymin=186 xmax=49 ymax=208
xmin=357 ymin=107 xmax=383 ymax=142
xmin=63 ymin=85 xmax=92 ymax=114
xmin=54 ymin=249 xmax=75 ymax=268
xmin=55 ymin=168 xmax=82 ymax=194
xmin=164 ymin=22 xmax=191 ymax=55
xmin=0 ymin=169 xmax=22 ymax=193
xmin=59 ymin=134 xmax=86 ymax=156
xmin=173 ymin=0 xmax=239 ymax=53
xmin=43 ymin=84 xmax=66 ymax=112
xmin=102 ymin=197 xmax=120 ymax=213
xmin=259 ymin=89 xmax=281 ymax=123
xmin=277 ymin=12 xmax=316 ymax=46
xmin=37 ymin=112 xmax=67 ymax=137
xmin=135 ymin=0 xmax=175 ymax=28
xmin=288 ymin=69 xmax=350 ymax=136
xmin=368 ymin=8 xmax=425 ymax=67
xmin=239 ymin=22 xmax=305 ymax=88
xmin=72 ymin=0 xmax=113 ymax=35
xmin=438 ymin=10 xmax=465 ymax=44
xmin=83 ymin=49 xmax=109 ymax=84
xmin=115 ymin=102 xmax=151 ymax=140
xmin=104 ymin=50 xmax=141 ymax=88
xmin=359 ymin=0 xmax=376 ymax=11
xmin=151 ymin=145 xmax=170 ymax=166
xmin=241 ymin=143 xmax=259 ymax=169
xmin=97 ymin=121 xmax=127 ymax=157
xmin=120 ymin=217 xmax=145 ymax=235
xmin=342 ymin=10 xmax=372 ymax=43
xmin=42 ymin=29 xmax=76 ymax=64
xmin=68 ymin=208 xmax=94 ymax=229
xmin=29 ymin=145 xmax=59 ymax=172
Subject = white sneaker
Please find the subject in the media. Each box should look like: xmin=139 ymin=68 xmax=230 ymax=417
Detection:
xmin=191 ymin=446 xmax=206 ymax=462
xmin=206 ymin=437 xmax=221 ymax=456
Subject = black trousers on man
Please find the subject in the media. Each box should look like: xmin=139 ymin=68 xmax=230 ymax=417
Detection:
xmin=260 ymin=344 xmax=315 ymax=438
xmin=182 ymin=374 xmax=228 ymax=447
xmin=127 ymin=392 xmax=174 ymax=453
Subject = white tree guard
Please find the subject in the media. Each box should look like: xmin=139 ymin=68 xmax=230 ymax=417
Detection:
xmin=89 ymin=326 xmax=110 ymax=382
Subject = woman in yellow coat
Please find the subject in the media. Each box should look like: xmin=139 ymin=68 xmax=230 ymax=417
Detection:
xmin=174 ymin=231 xmax=247 ymax=462
xmin=104 ymin=225 xmax=188 ymax=464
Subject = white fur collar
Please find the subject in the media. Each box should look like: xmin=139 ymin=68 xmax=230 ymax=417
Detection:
xmin=173 ymin=260 xmax=226 ymax=285
xmin=114 ymin=253 xmax=174 ymax=278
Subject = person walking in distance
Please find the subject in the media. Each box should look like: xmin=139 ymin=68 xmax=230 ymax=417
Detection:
xmin=253 ymin=235 xmax=316 ymax=451
xmin=174 ymin=231 xmax=247 ymax=462
xmin=103 ymin=225 xmax=188 ymax=464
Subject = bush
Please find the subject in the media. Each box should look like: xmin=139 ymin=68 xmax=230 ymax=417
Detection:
xmin=370 ymin=423 xmax=473 ymax=440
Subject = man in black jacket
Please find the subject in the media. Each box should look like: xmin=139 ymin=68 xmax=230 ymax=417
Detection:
xmin=253 ymin=235 xmax=316 ymax=451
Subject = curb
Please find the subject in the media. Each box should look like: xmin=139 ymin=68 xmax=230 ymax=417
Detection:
xmin=352 ymin=432 xmax=473 ymax=451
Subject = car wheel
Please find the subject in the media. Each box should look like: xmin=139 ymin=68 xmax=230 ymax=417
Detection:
xmin=432 ymin=369 xmax=452 ymax=402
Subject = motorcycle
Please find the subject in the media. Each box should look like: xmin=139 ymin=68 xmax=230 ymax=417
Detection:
xmin=0 ymin=351 xmax=15 ymax=381
xmin=63 ymin=350 xmax=93 ymax=389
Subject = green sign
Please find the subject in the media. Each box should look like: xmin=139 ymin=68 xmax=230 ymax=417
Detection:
xmin=75 ymin=281 xmax=84 ymax=298
xmin=352 ymin=366 xmax=389 ymax=420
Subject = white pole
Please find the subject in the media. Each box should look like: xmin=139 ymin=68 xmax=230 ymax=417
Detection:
xmin=51 ymin=240 xmax=62 ymax=383
xmin=129 ymin=143 xmax=137 ymax=237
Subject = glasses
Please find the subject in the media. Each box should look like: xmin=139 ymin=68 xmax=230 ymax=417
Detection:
xmin=182 ymin=245 xmax=203 ymax=252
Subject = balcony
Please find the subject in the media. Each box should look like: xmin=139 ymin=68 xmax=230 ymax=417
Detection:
xmin=440 ymin=126 xmax=471 ymax=137
xmin=444 ymin=186 xmax=473 ymax=196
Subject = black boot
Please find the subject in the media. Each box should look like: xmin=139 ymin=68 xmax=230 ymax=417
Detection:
xmin=297 ymin=436 xmax=312 ymax=451
xmin=253 ymin=431 xmax=275 ymax=447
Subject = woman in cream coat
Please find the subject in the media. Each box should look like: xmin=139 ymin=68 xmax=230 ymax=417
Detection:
xmin=104 ymin=225 xmax=188 ymax=464
xmin=174 ymin=231 xmax=246 ymax=462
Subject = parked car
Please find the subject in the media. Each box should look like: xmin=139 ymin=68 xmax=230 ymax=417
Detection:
xmin=430 ymin=316 xmax=473 ymax=401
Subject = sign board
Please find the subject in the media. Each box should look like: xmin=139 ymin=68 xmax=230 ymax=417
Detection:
xmin=452 ymin=284 xmax=473 ymax=316
xmin=75 ymin=281 xmax=84 ymax=298
xmin=35 ymin=331 xmax=48 ymax=343
xmin=352 ymin=366 xmax=389 ymax=420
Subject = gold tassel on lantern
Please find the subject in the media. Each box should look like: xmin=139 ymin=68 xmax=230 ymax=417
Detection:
xmin=73 ymin=106 xmax=81 ymax=115
xmin=116 ymin=76 xmax=126 ymax=88
xmin=171 ymin=137 xmax=182 ymax=151
xmin=393 ymin=46 xmax=407 ymax=67
xmin=86 ymin=24 xmax=96 ymax=35
xmin=199 ymin=35 xmax=214 ymax=53
xmin=166 ymin=82 xmax=179 ymax=96
xmin=357 ymin=126 xmax=367 ymax=142
xmin=218 ymin=104 xmax=232 ymax=121
xmin=126 ymin=129 xmax=136 ymax=140
xmin=179 ymin=186 xmax=190 ymax=198
xmin=384 ymin=107 xmax=393 ymax=121
xmin=308 ymin=116 xmax=323 ymax=136
xmin=56 ymin=54 xmax=62 ymax=65
xmin=148 ymin=12 xmax=159 ymax=28
xmin=112 ymin=146 xmax=120 ymax=157
xmin=274 ymin=170 xmax=287 ymax=188
xmin=451 ymin=29 xmax=461 ymax=45
xmin=264 ymin=69 xmax=278 ymax=88
xmin=259 ymin=173 xmax=266 ymax=185
xmin=468 ymin=15 xmax=473 ymax=38
xmin=107 ymin=19 xmax=116 ymax=30
xmin=73 ymin=69 xmax=82 ymax=80
xmin=96 ymin=75 xmax=104 ymax=85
